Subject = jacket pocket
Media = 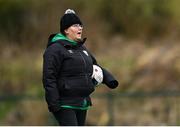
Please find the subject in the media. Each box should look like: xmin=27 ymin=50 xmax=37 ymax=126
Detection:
xmin=63 ymin=76 xmax=95 ymax=97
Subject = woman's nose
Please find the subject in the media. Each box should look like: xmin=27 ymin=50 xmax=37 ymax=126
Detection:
xmin=79 ymin=26 xmax=83 ymax=30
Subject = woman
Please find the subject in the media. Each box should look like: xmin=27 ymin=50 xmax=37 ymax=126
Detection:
xmin=42 ymin=9 xmax=119 ymax=126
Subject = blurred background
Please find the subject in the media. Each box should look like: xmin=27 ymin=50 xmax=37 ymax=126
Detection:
xmin=0 ymin=0 xmax=180 ymax=125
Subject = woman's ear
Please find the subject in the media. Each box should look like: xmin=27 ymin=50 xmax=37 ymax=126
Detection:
xmin=64 ymin=29 xmax=69 ymax=35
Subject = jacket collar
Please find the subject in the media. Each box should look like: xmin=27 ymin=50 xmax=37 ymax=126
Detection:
xmin=57 ymin=38 xmax=87 ymax=48
xmin=50 ymin=33 xmax=86 ymax=48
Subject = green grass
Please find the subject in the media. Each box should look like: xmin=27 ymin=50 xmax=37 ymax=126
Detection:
xmin=0 ymin=101 xmax=17 ymax=120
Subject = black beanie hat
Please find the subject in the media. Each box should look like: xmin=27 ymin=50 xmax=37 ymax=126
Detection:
xmin=60 ymin=9 xmax=82 ymax=34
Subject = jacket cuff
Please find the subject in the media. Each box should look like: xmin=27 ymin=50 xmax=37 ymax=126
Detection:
xmin=106 ymin=80 xmax=119 ymax=89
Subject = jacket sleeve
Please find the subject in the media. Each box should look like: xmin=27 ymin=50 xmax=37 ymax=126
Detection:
xmin=42 ymin=43 xmax=63 ymax=112
xmin=90 ymin=53 xmax=119 ymax=89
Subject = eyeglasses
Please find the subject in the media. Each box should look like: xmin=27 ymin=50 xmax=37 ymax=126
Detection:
xmin=72 ymin=24 xmax=83 ymax=28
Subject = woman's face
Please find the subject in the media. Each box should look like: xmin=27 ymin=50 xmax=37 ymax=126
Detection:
xmin=65 ymin=24 xmax=83 ymax=41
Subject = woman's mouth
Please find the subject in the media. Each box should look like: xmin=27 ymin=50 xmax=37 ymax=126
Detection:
xmin=77 ymin=32 xmax=81 ymax=35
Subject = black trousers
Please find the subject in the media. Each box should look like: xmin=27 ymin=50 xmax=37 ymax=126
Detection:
xmin=52 ymin=108 xmax=87 ymax=126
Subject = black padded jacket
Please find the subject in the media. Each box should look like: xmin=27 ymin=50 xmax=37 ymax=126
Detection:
xmin=42 ymin=34 xmax=119 ymax=112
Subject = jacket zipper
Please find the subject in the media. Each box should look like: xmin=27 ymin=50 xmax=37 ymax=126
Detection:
xmin=79 ymin=51 xmax=88 ymax=86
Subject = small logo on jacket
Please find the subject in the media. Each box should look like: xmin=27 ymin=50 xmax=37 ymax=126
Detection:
xmin=83 ymin=50 xmax=89 ymax=56
xmin=68 ymin=50 xmax=73 ymax=53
